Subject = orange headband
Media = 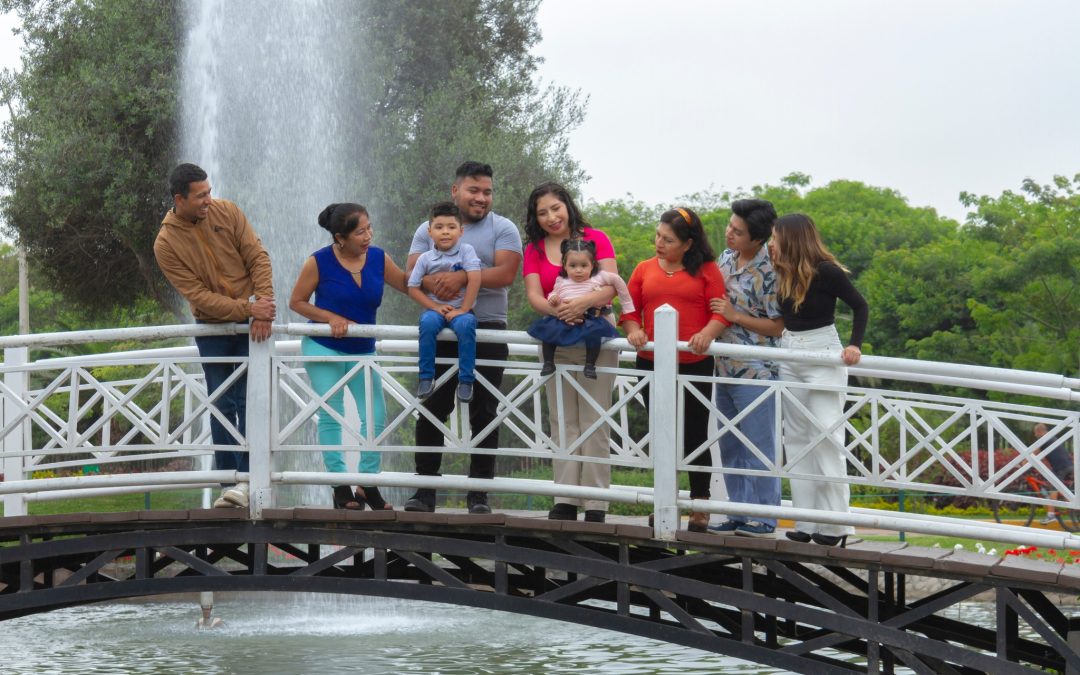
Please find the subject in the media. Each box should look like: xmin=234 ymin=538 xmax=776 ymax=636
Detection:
xmin=676 ymin=207 xmax=692 ymax=224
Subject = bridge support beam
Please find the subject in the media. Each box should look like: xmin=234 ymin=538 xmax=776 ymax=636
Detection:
xmin=246 ymin=336 xmax=273 ymax=518
xmin=652 ymin=305 xmax=679 ymax=540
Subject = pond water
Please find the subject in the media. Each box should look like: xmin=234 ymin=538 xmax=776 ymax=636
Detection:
xmin=2 ymin=593 xmax=856 ymax=674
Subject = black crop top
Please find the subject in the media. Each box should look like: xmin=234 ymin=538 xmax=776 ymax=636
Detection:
xmin=779 ymin=261 xmax=868 ymax=348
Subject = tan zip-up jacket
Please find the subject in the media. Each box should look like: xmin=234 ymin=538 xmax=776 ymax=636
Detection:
xmin=154 ymin=199 xmax=274 ymax=322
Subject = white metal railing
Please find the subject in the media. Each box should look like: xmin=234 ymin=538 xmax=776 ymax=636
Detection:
xmin=3 ymin=306 xmax=1080 ymax=549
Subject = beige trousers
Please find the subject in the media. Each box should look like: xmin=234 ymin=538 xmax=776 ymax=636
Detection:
xmin=544 ymin=344 xmax=617 ymax=511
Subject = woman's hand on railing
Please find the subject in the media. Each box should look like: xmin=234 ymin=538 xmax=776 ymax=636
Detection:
xmin=842 ymin=345 xmax=862 ymax=365
xmin=626 ymin=328 xmax=648 ymax=349
xmin=328 ymin=314 xmax=352 ymax=339
xmin=687 ymin=332 xmax=714 ymax=355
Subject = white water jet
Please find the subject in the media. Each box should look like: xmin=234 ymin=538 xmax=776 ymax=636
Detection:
xmin=179 ymin=0 xmax=360 ymax=311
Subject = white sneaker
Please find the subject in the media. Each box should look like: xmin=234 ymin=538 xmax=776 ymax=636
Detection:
xmin=218 ymin=482 xmax=249 ymax=508
xmin=1039 ymin=514 xmax=1057 ymax=525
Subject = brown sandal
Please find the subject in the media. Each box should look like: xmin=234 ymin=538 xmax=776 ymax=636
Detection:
xmin=357 ymin=486 xmax=393 ymax=511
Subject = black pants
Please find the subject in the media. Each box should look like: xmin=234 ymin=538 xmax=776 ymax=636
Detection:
xmin=635 ymin=355 xmax=715 ymax=499
xmin=415 ymin=321 xmax=508 ymax=479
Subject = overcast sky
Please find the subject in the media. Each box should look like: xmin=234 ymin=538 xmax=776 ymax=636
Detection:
xmin=534 ymin=0 xmax=1080 ymax=221
xmin=3 ymin=2 xmax=1080 ymax=223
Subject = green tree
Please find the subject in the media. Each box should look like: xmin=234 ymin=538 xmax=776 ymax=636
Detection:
xmin=0 ymin=0 xmax=181 ymax=314
xmin=347 ymin=0 xmax=586 ymax=325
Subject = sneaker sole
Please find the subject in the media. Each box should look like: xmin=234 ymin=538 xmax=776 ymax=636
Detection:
xmin=735 ymin=529 xmax=775 ymax=538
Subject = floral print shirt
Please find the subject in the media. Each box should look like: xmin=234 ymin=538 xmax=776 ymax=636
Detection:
xmin=715 ymin=247 xmax=781 ymax=380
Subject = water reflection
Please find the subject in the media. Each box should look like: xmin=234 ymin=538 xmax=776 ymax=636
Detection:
xmin=3 ymin=594 xmax=768 ymax=674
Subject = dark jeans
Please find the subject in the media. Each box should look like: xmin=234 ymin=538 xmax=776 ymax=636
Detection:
xmin=195 ymin=327 xmax=250 ymax=475
xmin=415 ymin=321 xmax=508 ymax=479
xmin=635 ymin=355 xmax=715 ymax=499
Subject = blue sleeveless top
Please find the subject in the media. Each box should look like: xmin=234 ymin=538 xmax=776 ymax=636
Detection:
xmin=310 ymin=245 xmax=384 ymax=354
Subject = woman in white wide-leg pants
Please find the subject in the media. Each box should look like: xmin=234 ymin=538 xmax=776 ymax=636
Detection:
xmin=769 ymin=213 xmax=869 ymax=547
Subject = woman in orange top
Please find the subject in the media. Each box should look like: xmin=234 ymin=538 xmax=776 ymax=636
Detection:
xmin=621 ymin=207 xmax=730 ymax=532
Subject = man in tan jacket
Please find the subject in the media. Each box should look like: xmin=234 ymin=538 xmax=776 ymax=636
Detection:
xmin=154 ymin=163 xmax=275 ymax=508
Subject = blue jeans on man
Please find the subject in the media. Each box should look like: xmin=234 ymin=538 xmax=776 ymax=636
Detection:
xmin=714 ymin=380 xmax=780 ymax=528
xmin=195 ymin=330 xmax=249 ymax=476
xmin=418 ymin=309 xmax=477 ymax=383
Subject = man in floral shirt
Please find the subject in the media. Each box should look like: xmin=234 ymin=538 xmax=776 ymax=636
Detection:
xmin=709 ymin=199 xmax=784 ymax=537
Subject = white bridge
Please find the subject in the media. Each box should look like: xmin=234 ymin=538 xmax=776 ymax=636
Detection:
xmin=3 ymin=306 xmax=1079 ymax=549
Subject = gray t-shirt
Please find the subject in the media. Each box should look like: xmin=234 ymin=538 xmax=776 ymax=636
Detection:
xmin=409 ymin=211 xmax=522 ymax=323
xmin=407 ymin=242 xmax=483 ymax=309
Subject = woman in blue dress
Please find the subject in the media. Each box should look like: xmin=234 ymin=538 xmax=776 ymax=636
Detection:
xmin=289 ymin=203 xmax=408 ymax=509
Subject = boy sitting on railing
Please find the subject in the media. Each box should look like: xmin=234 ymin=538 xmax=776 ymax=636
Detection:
xmin=408 ymin=202 xmax=483 ymax=404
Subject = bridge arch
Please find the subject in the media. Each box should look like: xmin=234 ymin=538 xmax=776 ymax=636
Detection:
xmin=3 ymin=512 xmax=1078 ymax=674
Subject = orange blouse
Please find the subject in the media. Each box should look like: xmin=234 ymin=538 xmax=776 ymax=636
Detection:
xmin=619 ymin=257 xmax=730 ymax=363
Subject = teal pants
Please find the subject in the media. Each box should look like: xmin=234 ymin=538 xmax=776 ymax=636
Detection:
xmin=301 ymin=337 xmax=384 ymax=474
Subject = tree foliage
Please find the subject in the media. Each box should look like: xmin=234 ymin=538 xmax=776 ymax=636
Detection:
xmin=0 ymin=0 xmax=181 ymax=313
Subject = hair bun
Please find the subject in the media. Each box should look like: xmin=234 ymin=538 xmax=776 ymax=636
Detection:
xmin=317 ymin=204 xmax=339 ymax=231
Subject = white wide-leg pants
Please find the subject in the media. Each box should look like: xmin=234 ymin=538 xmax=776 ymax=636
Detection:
xmin=780 ymin=325 xmax=854 ymax=537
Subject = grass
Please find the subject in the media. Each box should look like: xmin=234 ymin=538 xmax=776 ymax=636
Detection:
xmin=26 ymin=489 xmax=206 ymax=515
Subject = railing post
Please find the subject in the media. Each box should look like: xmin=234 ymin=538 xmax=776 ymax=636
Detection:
xmin=246 ymin=336 xmax=273 ymax=518
xmin=653 ymin=305 xmax=680 ymax=540
xmin=3 ymin=347 xmax=28 ymax=517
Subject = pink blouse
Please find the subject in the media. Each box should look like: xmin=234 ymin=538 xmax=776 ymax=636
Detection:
xmin=522 ymin=227 xmax=616 ymax=295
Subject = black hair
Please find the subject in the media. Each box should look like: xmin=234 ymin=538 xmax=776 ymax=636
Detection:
xmin=658 ymin=207 xmax=715 ymax=276
xmin=730 ymin=198 xmax=778 ymax=243
xmin=169 ymin=163 xmax=207 ymax=198
xmin=317 ymin=202 xmax=369 ymax=245
xmin=455 ymin=161 xmax=494 ymax=181
xmin=559 ymin=238 xmax=600 ymax=278
xmin=524 ymin=181 xmax=590 ymax=246
xmin=429 ymin=201 xmax=461 ymax=222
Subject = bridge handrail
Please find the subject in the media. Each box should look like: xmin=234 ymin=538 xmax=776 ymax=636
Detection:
xmin=3 ymin=308 xmax=1079 ymax=546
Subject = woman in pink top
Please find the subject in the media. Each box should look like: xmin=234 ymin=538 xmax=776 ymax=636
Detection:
xmin=523 ymin=182 xmax=620 ymax=523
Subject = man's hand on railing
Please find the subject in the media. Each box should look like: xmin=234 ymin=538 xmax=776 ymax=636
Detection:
xmin=250 ymin=319 xmax=273 ymax=342
xmin=251 ymin=296 xmax=276 ymax=321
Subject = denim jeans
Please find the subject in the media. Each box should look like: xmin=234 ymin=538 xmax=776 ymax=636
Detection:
xmin=714 ymin=379 xmax=781 ymax=527
xmin=195 ymin=328 xmax=249 ymax=475
xmin=418 ymin=309 xmax=477 ymax=383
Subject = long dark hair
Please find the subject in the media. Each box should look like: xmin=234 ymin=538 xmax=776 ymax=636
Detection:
xmin=559 ymin=238 xmax=600 ymax=278
xmin=659 ymin=207 xmax=714 ymax=276
xmin=524 ymin=182 xmax=590 ymax=246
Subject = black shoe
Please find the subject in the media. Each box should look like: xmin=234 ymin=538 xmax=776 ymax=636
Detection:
xmin=467 ymin=491 xmax=490 ymax=514
xmin=358 ymin=486 xmax=391 ymax=511
xmin=548 ymin=503 xmax=578 ymax=520
xmin=416 ymin=379 xmax=435 ymax=400
xmin=584 ymin=510 xmax=606 ymax=523
xmin=540 ymin=361 xmax=555 ymax=377
xmin=785 ymin=530 xmax=812 ymax=543
xmin=583 ymin=364 xmax=597 ymax=379
xmin=403 ymin=489 xmax=435 ymax=512
xmin=457 ymin=381 xmax=474 ymax=403
xmin=811 ymin=533 xmax=848 ymax=547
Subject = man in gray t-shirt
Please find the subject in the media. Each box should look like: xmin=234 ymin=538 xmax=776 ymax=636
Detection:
xmin=403 ymin=161 xmax=523 ymax=515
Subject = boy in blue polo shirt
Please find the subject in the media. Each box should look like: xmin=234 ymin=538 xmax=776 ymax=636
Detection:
xmin=408 ymin=202 xmax=483 ymax=402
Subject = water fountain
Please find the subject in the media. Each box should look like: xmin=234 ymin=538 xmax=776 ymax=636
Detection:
xmin=179 ymin=0 xmax=360 ymax=305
